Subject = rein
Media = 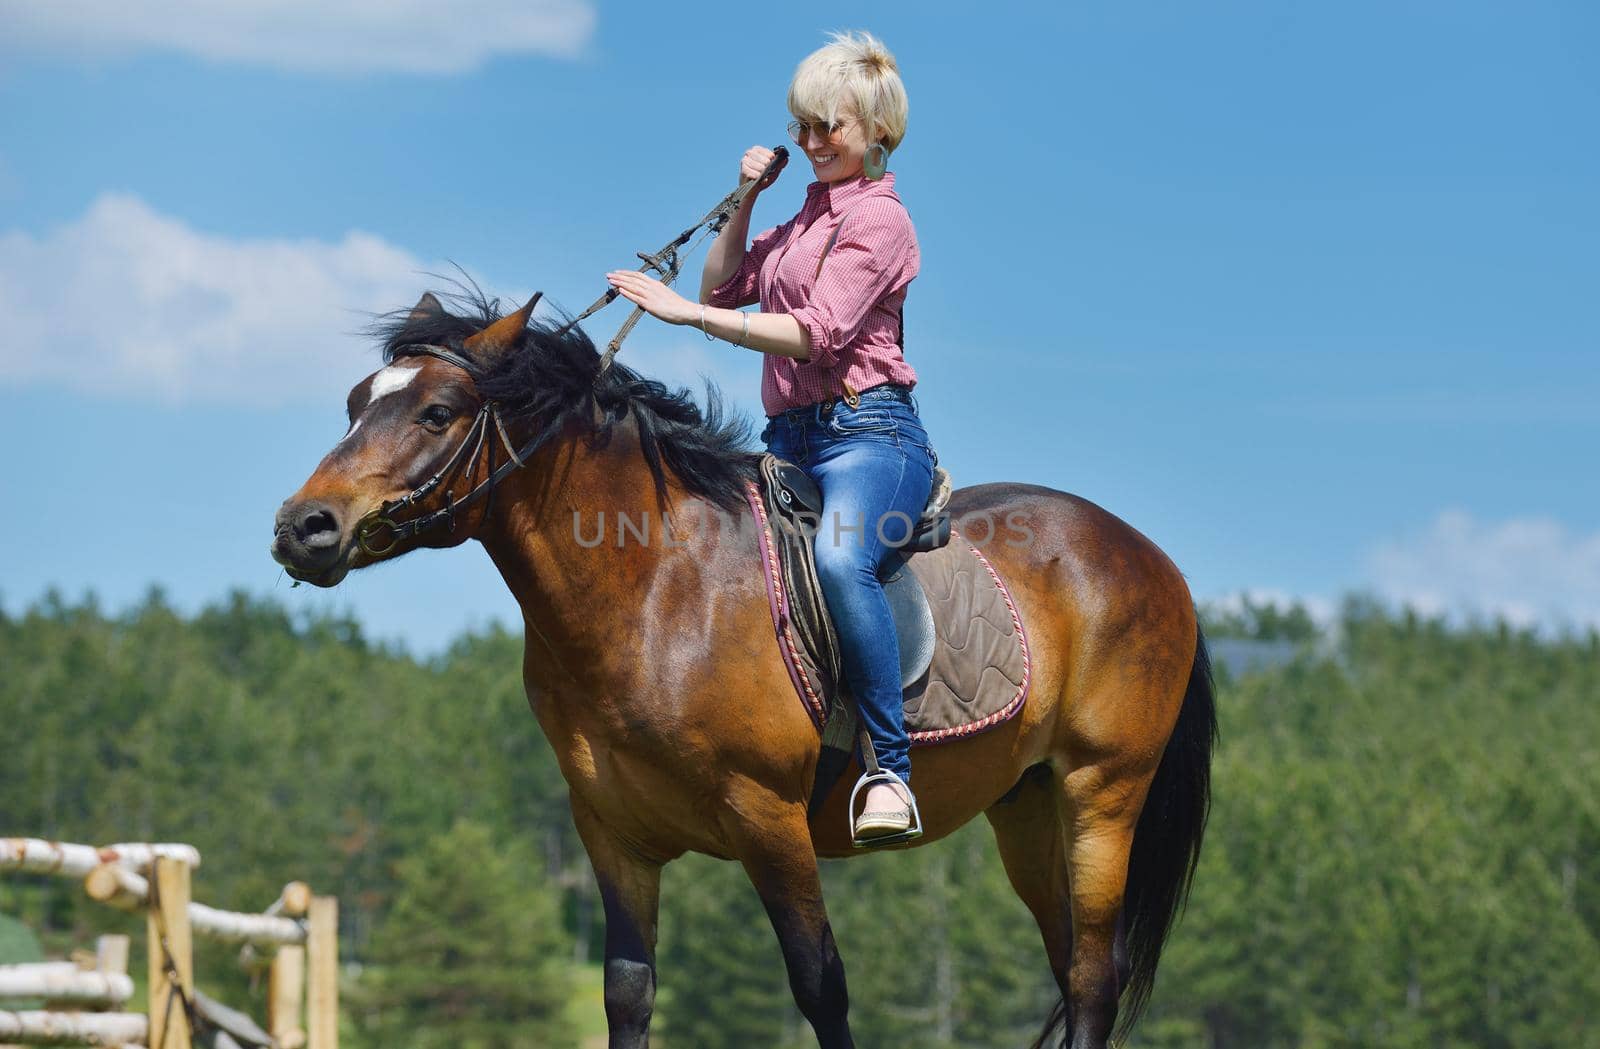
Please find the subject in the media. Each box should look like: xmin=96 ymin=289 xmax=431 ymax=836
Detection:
xmin=354 ymin=146 xmax=790 ymax=556
xmin=557 ymin=145 xmax=789 ymax=376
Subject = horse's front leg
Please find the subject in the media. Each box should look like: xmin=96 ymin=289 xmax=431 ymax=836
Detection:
xmin=726 ymin=789 xmax=855 ymax=1049
xmin=572 ymin=796 xmax=664 ymax=1049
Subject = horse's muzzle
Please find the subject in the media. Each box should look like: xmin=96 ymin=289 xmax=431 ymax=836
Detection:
xmin=271 ymin=499 xmax=350 ymax=585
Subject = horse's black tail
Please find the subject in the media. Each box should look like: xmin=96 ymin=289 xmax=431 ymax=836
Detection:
xmin=1115 ymin=620 xmax=1218 ymax=1039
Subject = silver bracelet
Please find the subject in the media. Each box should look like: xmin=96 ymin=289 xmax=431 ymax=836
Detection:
xmin=698 ymin=304 xmax=715 ymax=342
xmin=735 ymin=311 xmax=750 ymax=348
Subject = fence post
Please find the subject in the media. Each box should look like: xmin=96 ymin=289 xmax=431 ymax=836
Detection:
xmin=307 ymin=895 xmax=339 ymax=1049
xmin=147 ymin=856 xmax=194 ymax=1049
xmin=96 ymin=933 xmax=130 ymax=976
xmin=270 ymin=945 xmax=307 ymax=1049
xmin=269 ymin=882 xmax=311 ymax=1049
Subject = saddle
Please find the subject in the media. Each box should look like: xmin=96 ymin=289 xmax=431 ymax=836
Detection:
xmin=761 ymin=453 xmax=953 ymax=700
xmin=748 ymin=453 xmax=1031 ymax=830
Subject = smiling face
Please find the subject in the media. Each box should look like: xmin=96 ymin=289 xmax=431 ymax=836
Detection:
xmin=785 ymin=33 xmax=908 ymax=185
xmin=794 ymin=103 xmax=872 ymax=183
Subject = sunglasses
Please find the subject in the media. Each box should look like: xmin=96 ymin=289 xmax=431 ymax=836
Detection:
xmin=787 ymin=117 xmax=860 ymax=145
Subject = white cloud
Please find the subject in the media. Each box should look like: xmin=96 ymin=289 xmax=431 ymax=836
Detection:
xmin=0 ymin=193 xmax=432 ymax=405
xmin=0 ymin=193 xmax=771 ymax=415
xmin=1365 ymin=509 xmax=1600 ymax=634
xmin=0 ymin=0 xmax=595 ymax=75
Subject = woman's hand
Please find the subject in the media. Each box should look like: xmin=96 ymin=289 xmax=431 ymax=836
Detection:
xmin=605 ymin=270 xmax=699 ymax=327
xmin=742 ymin=144 xmax=784 ymax=191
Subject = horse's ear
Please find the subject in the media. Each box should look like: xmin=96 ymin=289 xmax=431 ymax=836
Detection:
xmin=408 ymin=292 xmax=444 ymax=325
xmin=463 ymin=292 xmax=543 ymax=359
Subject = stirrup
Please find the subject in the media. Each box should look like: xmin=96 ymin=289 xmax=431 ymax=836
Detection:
xmin=848 ymin=770 xmax=923 ymax=848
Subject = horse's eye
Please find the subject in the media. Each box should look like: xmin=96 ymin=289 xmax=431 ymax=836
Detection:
xmin=419 ymin=404 xmax=455 ymax=429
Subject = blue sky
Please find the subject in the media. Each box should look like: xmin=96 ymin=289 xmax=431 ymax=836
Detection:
xmin=1 ymin=1 xmax=1595 ymax=653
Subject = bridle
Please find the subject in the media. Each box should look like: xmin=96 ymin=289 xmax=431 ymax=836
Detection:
xmin=352 ymin=146 xmax=791 ymax=557
xmin=352 ymin=341 xmax=552 ymax=557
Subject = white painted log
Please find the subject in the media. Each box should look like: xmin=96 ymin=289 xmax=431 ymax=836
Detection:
xmin=0 ymin=1009 xmax=148 ymax=1044
xmin=80 ymin=866 xmax=146 ymax=912
xmin=0 ymin=964 xmax=133 ymax=1007
xmin=264 ymin=882 xmax=312 ymax=919
xmin=0 ymin=839 xmax=200 ymax=879
xmin=0 ymin=1044 xmax=141 ymax=1049
xmin=83 ymin=866 xmax=306 ymax=947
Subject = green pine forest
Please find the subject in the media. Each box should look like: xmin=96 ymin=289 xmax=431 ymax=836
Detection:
xmin=1 ymin=588 xmax=1594 ymax=1047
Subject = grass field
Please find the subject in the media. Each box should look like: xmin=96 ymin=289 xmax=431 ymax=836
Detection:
xmin=570 ymin=962 xmax=608 ymax=1047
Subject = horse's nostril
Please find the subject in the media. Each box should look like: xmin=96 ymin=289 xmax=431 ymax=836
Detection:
xmin=296 ymin=504 xmax=341 ymax=548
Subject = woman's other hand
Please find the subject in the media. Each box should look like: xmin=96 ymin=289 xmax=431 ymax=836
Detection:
xmin=743 ymin=145 xmax=784 ymax=191
xmin=605 ymin=270 xmax=699 ymax=326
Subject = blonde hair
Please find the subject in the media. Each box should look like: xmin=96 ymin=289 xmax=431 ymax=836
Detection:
xmin=787 ymin=30 xmax=909 ymax=154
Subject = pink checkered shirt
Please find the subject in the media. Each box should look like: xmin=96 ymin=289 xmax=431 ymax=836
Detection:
xmin=706 ymin=170 xmax=920 ymax=417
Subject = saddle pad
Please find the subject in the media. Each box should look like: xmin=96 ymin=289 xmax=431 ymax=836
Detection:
xmin=743 ymin=480 xmax=1032 ymax=746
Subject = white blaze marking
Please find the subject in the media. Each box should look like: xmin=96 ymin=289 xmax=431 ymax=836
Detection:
xmin=368 ymin=361 xmax=422 ymax=403
xmin=337 ymin=362 xmax=420 ymax=447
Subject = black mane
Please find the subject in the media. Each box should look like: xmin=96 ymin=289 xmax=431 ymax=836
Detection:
xmin=369 ymin=279 xmax=760 ymax=513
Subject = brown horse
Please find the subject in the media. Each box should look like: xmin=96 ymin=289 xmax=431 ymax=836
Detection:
xmin=271 ymin=288 xmax=1216 ymax=1049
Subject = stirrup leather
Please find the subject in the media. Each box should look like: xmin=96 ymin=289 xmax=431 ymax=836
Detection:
xmin=849 ymin=770 xmax=924 ymax=848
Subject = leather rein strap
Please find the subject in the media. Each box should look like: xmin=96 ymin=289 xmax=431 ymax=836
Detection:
xmin=556 ymin=146 xmax=790 ymax=377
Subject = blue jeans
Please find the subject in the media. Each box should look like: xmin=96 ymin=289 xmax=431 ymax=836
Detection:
xmin=759 ymin=383 xmax=939 ymax=786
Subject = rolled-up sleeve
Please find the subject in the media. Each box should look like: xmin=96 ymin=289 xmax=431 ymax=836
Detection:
xmin=789 ymin=199 xmax=915 ymax=370
xmin=705 ymin=217 xmax=795 ymax=309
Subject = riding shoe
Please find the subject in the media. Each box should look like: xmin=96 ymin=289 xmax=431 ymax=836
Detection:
xmin=853 ymin=779 xmax=917 ymax=840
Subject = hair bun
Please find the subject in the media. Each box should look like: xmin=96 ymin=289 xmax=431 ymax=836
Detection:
xmin=862 ymin=45 xmax=897 ymax=74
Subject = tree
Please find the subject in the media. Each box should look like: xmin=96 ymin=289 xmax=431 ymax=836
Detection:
xmin=358 ymin=820 xmax=576 ymax=1049
xmin=656 ymin=853 xmax=803 ymax=1048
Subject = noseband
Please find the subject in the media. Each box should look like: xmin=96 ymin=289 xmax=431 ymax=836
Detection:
xmin=352 ymin=343 xmax=545 ymax=557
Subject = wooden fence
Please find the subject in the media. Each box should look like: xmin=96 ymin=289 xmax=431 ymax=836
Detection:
xmin=1 ymin=838 xmax=337 ymax=1049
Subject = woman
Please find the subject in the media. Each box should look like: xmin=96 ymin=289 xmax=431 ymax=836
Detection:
xmin=606 ymin=30 xmax=936 ymax=845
